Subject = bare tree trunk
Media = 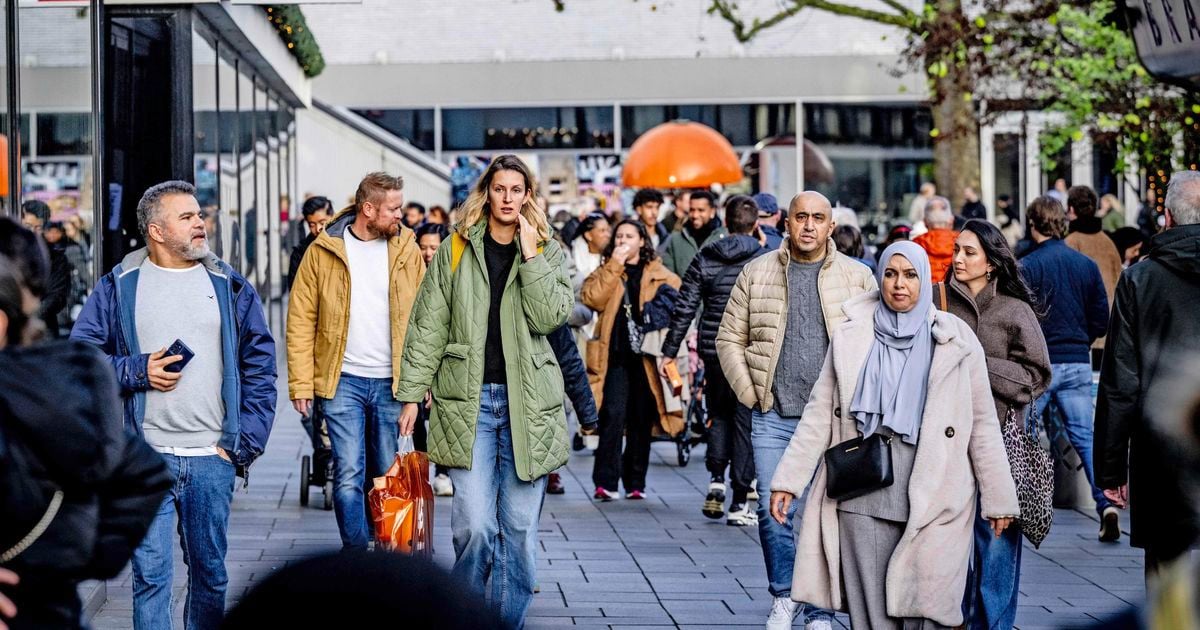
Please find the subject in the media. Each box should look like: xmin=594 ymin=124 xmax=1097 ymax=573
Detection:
xmin=928 ymin=0 xmax=979 ymax=213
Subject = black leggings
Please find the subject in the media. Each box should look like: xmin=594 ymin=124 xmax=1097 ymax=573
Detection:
xmin=592 ymin=357 xmax=657 ymax=493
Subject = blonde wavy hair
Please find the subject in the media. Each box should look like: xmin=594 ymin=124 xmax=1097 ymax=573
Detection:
xmin=454 ymin=155 xmax=551 ymax=243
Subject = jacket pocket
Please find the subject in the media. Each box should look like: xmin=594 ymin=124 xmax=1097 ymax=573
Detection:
xmin=433 ymin=342 xmax=472 ymax=401
xmin=531 ymin=352 xmax=565 ymax=412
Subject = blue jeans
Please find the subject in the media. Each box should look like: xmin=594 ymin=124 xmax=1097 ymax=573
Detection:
xmin=319 ymin=373 xmax=402 ymax=550
xmin=963 ymin=500 xmax=1022 ymax=629
xmin=751 ymin=409 xmax=833 ymax=622
xmin=449 ymin=384 xmax=546 ymax=629
xmin=1034 ymin=363 xmax=1110 ymax=514
xmin=132 ymin=454 xmax=235 ymax=630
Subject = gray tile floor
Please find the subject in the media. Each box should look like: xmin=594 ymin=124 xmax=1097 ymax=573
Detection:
xmin=91 ymin=340 xmax=1144 ymax=629
xmin=91 ymin=408 xmax=1144 ymax=629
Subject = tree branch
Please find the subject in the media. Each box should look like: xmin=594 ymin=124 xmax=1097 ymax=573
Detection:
xmin=708 ymin=0 xmax=918 ymax=42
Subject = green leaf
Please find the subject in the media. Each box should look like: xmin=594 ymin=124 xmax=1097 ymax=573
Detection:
xmin=974 ymin=16 xmax=986 ymax=28
xmin=1125 ymin=113 xmax=1142 ymax=125
xmin=930 ymin=128 xmax=940 ymax=138
xmin=982 ymin=34 xmax=994 ymax=45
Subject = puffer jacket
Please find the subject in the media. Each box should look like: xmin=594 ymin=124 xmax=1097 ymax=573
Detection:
xmin=770 ymin=292 xmax=1019 ymax=626
xmin=716 ymin=240 xmax=876 ymax=412
xmin=661 ymin=233 xmax=767 ymax=362
xmin=287 ymin=207 xmax=425 ymax=401
xmin=395 ymin=222 xmax=573 ymax=481
xmin=0 ymin=341 xmax=171 ymax=628
xmin=581 ymin=257 xmax=684 ymax=437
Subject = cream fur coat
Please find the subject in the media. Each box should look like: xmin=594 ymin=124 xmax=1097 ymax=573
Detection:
xmin=770 ymin=290 xmax=1020 ymax=626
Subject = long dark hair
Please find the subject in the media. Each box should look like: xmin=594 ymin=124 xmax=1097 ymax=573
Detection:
xmin=959 ymin=219 xmax=1043 ymax=315
xmin=602 ymin=219 xmax=656 ymax=266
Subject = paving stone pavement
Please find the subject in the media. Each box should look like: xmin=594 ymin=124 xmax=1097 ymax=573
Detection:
xmin=92 ymin=359 xmax=1145 ymax=629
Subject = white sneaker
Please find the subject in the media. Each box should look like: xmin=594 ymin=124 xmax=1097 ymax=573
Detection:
xmin=805 ymin=619 xmax=833 ymax=630
xmin=766 ymin=596 xmax=801 ymax=630
xmin=747 ymin=478 xmax=760 ymax=501
xmin=726 ymin=503 xmax=758 ymax=527
xmin=432 ymin=473 xmax=454 ymax=497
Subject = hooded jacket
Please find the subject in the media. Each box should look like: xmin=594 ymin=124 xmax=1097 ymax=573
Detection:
xmin=71 ymin=248 xmax=277 ymax=467
xmin=0 ymin=342 xmax=171 ymax=628
xmin=1096 ymin=223 xmax=1200 ymax=558
xmin=287 ymin=208 xmax=425 ymax=401
xmin=661 ymin=233 xmax=768 ymax=362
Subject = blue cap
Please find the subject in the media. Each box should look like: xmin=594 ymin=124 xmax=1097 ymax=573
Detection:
xmin=752 ymin=193 xmax=779 ymax=216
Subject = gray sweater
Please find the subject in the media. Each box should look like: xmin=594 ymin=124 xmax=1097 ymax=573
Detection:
xmin=771 ymin=259 xmax=828 ymax=417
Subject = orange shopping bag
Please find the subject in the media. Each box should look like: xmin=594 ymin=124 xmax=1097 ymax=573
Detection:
xmin=368 ymin=436 xmax=434 ymax=558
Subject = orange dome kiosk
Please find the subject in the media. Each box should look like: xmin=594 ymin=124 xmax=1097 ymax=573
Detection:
xmin=621 ymin=120 xmax=742 ymax=188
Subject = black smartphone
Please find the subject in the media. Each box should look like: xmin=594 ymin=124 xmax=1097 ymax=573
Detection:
xmin=164 ymin=339 xmax=195 ymax=373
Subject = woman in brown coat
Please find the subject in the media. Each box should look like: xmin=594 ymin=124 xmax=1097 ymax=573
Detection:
xmin=581 ymin=220 xmax=681 ymax=501
xmin=944 ymin=219 xmax=1051 ymax=630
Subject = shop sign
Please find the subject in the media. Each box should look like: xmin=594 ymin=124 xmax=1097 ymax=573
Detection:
xmin=1125 ymin=0 xmax=1200 ymax=91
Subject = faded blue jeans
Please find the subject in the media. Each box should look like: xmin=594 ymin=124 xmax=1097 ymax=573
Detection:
xmin=449 ymin=384 xmax=547 ymax=629
xmin=963 ymin=497 xmax=1023 ymax=629
xmin=1034 ymin=362 xmax=1111 ymax=515
xmin=752 ymin=408 xmax=834 ymax=622
xmin=319 ymin=373 xmax=402 ymax=550
xmin=131 ymin=454 xmax=235 ymax=630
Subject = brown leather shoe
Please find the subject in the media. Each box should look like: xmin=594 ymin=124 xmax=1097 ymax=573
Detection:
xmin=546 ymin=472 xmax=565 ymax=495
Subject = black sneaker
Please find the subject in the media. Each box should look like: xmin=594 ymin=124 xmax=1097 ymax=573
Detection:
xmin=1099 ymin=506 xmax=1121 ymax=542
xmin=702 ymin=481 xmax=727 ymax=519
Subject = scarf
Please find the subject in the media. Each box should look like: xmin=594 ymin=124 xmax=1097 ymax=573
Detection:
xmin=849 ymin=241 xmax=936 ymax=445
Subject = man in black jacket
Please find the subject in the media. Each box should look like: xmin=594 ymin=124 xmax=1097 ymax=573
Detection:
xmin=1096 ymin=170 xmax=1200 ymax=581
xmin=286 ymin=196 xmax=332 ymax=291
xmin=660 ymin=195 xmax=767 ymax=525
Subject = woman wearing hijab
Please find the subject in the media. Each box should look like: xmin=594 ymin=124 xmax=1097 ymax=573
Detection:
xmin=767 ymin=242 xmax=1020 ymax=628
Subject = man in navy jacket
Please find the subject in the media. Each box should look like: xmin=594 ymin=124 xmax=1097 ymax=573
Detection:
xmin=1020 ymin=195 xmax=1115 ymax=541
xmin=72 ymin=180 xmax=276 ymax=630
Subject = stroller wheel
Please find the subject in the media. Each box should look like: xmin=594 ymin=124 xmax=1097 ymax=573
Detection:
xmin=323 ymin=480 xmax=334 ymax=511
xmin=300 ymin=455 xmax=311 ymax=507
xmin=677 ymin=440 xmax=691 ymax=467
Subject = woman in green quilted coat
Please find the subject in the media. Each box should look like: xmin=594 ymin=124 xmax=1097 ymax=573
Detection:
xmin=397 ymin=154 xmax=573 ymax=629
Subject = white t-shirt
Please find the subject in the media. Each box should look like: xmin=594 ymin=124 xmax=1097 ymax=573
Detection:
xmin=342 ymin=227 xmax=393 ymax=378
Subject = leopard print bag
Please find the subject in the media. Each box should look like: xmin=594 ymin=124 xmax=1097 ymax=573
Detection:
xmin=1003 ymin=405 xmax=1054 ymax=548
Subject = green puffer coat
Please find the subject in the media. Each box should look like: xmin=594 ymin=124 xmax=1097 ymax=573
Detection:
xmin=395 ymin=221 xmax=574 ymax=481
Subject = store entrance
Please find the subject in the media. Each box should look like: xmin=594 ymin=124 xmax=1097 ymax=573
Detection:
xmin=102 ymin=10 xmax=193 ymax=271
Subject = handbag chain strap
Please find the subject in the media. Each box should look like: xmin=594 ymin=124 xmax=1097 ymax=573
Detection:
xmin=1 ymin=489 xmax=64 ymax=563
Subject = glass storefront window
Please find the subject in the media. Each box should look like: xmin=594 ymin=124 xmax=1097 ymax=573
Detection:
xmin=19 ymin=5 xmax=95 ymax=224
xmin=443 ymin=106 xmax=614 ymax=151
xmin=356 ymin=108 xmax=435 ymax=150
xmin=620 ymin=103 xmax=795 ymax=148
xmin=36 ymin=112 xmax=90 ymax=156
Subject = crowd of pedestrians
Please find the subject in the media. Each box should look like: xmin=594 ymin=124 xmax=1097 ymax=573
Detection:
xmin=2 ymin=158 xmax=1200 ymax=630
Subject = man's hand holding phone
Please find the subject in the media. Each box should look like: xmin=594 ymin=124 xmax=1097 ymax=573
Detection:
xmin=147 ymin=348 xmax=183 ymax=392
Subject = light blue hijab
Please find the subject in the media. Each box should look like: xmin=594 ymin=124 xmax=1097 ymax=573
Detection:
xmin=849 ymin=241 xmax=935 ymax=445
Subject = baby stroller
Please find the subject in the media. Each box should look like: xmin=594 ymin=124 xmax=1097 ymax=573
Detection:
xmin=299 ymin=410 xmax=334 ymax=510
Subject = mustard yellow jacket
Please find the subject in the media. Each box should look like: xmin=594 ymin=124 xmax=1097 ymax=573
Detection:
xmin=287 ymin=208 xmax=424 ymax=401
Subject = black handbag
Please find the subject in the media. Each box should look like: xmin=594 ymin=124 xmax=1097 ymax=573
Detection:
xmin=824 ymin=432 xmax=895 ymax=501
